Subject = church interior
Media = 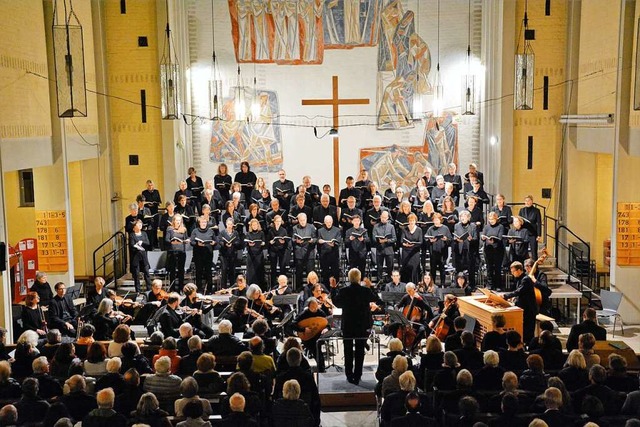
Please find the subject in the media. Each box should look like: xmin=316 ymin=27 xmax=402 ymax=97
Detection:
xmin=1 ymin=0 xmax=640 ymax=426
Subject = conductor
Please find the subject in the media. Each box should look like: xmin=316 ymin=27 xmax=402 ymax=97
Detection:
xmin=330 ymin=268 xmax=383 ymax=385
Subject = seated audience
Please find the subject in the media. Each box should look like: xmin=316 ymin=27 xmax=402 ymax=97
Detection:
xmin=74 ymin=324 xmax=96 ymax=359
xmin=531 ymin=330 xmax=566 ymax=370
xmin=221 ymin=373 xmax=263 ymax=420
xmin=83 ymin=387 xmax=127 ymax=427
xmin=0 ymin=404 xmax=17 ymax=427
xmin=13 ymin=331 xmax=40 ymax=380
xmin=143 ymin=356 xmax=182 ymax=412
xmin=381 ymin=371 xmax=430 ymax=426
xmin=474 ymin=350 xmax=505 ymax=390
xmin=499 ymin=330 xmax=528 ymax=373
xmin=179 ymin=336 xmax=204 ymax=376
xmin=42 ymin=402 xmax=71 ymax=427
xmin=39 ymin=329 xmax=62 ymax=360
xmin=129 ymin=392 xmax=172 ymax=427
xmin=606 ymin=353 xmax=639 ymax=393
xmin=576 ymin=395 xmax=608 ymax=426
xmin=246 ymin=319 xmax=278 ymax=360
xmin=444 ymin=316 xmax=466 ymax=352
xmin=572 ymin=364 xmax=625 ymax=415
xmin=528 ymin=320 xmax=562 ymax=352
xmin=577 ymin=332 xmax=600 ymax=368
xmin=381 ymin=355 xmax=409 ymax=398
xmin=558 ymin=350 xmax=589 ymax=392
xmin=566 ymin=308 xmax=606 ymax=352
xmin=237 ymin=351 xmax=270 ymax=402
xmin=481 ymin=313 xmax=507 ymax=351
xmin=375 ymin=338 xmax=412 ymax=386
xmin=152 ymin=337 xmax=182 ymax=374
xmin=433 ymin=351 xmax=461 ymax=391
xmin=177 ymin=400 xmax=212 ymax=427
xmin=389 ymin=391 xmax=437 ymax=427
xmin=120 ymin=341 xmax=153 ymax=374
xmin=273 ymin=348 xmax=320 ymax=426
xmin=520 ymin=354 xmax=550 ymax=393
xmin=0 ymin=361 xmax=21 ymax=400
xmin=32 ymin=356 xmax=63 ymax=399
xmin=59 ymin=374 xmax=97 ymax=422
xmin=205 ymin=320 xmax=248 ymax=356
xmin=454 ymin=331 xmax=483 ymax=371
xmin=14 ymin=378 xmax=50 ymax=425
xmin=174 ymin=377 xmax=213 ymax=418
xmin=220 ymin=392 xmax=258 ymax=427
xmin=177 ymin=323 xmax=194 ymax=357
xmin=192 ymin=353 xmax=226 ymax=394
xmin=95 ymin=357 xmax=125 ymax=395
xmin=539 ymin=386 xmax=573 ymax=427
xmin=438 ymin=369 xmax=476 ymax=414
xmin=50 ymin=343 xmax=78 ymax=381
xmin=272 ymin=379 xmax=314 ymax=427
xmin=276 ymin=338 xmax=311 ymax=374
xmin=457 ymin=395 xmax=480 ymax=427
xmin=248 ymin=336 xmax=276 ymax=376
xmin=108 ymin=324 xmax=139 ymax=358
xmin=489 ymin=392 xmax=523 ymax=427
xmin=83 ymin=342 xmax=109 ymax=378
xmin=114 ymin=368 xmax=143 ymax=416
xmin=419 ymin=336 xmax=445 ymax=389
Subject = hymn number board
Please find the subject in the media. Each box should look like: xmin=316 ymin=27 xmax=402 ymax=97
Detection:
xmin=35 ymin=210 xmax=68 ymax=271
xmin=616 ymin=203 xmax=640 ymax=266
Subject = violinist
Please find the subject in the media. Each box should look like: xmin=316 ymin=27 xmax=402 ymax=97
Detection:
xmin=245 ymin=219 xmax=266 ymax=290
xmin=225 ymin=296 xmax=260 ymax=334
xmin=181 ymin=283 xmax=214 ymax=338
xmin=129 ymin=219 xmax=152 ymax=292
xmin=293 ymin=297 xmax=329 ymax=372
xmin=190 ymin=215 xmax=217 ymax=292
xmin=158 ymin=292 xmax=184 ymax=338
xmin=86 ymin=277 xmax=108 ymax=308
xmin=428 ymin=294 xmax=460 ymax=340
xmin=345 ymin=215 xmax=369 ymax=273
xmin=266 ymin=275 xmax=293 ymax=317
xmin=135 ymin=279 xmax=166 ymax=326
xmin=107 ymin=290 xmax=141 ymax=320
xmin=21 ymin=292 xmax=47 ymax=337
xmin=219 ymin=217 xmax=243 ymax=288
xmin=299 ymin=271 xmax=326 ymax=308
xmin=229 ymin=274 xmax=248 ymax=296
xmin=166 ymin=214 xmax=189 ymax=292
xmin=267 ymin=215 xmax=291 ymax=285
xmin=246 ymin=284 xmax=280 ymax=320
xmin=93 ymin=299 xmax=131 ymax=341
xmin=395 ymin=283 xmax=433 ymax=352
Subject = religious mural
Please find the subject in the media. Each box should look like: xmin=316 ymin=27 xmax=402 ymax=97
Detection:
xmin=359 ymin=114 xmax=458 ymax=190
xmin=209 ymin=87 xmax=283 ymax=173
xmin=377 ymin=0 xmax=432 ymax=130
xmin=323 ymin=0 xmax=383 ymax=48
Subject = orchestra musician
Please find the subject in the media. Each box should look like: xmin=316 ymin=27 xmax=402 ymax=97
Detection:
xmin=416 ymin=272 xmax=437 ymax=296
xmin=190 ymin=215 xmax=217 ymax=292
xmin=21 ymin=292 xmax=47 ymax=337
xmin=317 ymin=215 xmax=342 ymax=286
xmin=245 ymin=219 xmax=266 ymax=290
xmin=225 ymin=296 xmax=261 ymax=334
xmin=86 ymin=277 xmax=108 ymax=309
xmin=218 ymin=218 xmax=242 ymax=288
xmin=314 ymin=283 xmax=334 ymax=316
xmin=166 ymin=214 xmax=189 ymax=292
xmin=292 ymin=213 xmax=317 ymax=291
xmin=181 ymin=283 xmax=214 ymax=338
xmin=230 ymin=274 xmax=248 ymax=296
xmin=93 ymin=299 xmax=131 ymax=341
xmin=373 ymin=210 xmax=396 ymax=283
xmin=395 ymin=283 xmax=434 ymax=352
xmin=246 ymin=284 xmax=280 ymax=321
xmin=428 ymin=294 xmax=460 ymax=339
xmin=159 ymin=201 xmax=176 ymax=251
xmin=293 ymin=297 xmax=329 ymax=372
xmin=141 ymin=179 xmax=162 ymax=249
xmin=508 ymin=216 xmax=532 ymax=265
xmin=400 ymin=214 xmax=423 ymax=284
xmin=214 ymin=163 xmax=232 ymax=203
xmin=524 ymin=257 xmax=552 ymax=317
xmin=482 ymin=212 xmax=506 ymax=290
xmin=426 ymin=213 xmax=451 ymax=287
xmin=299 ymin=271 xmax=326 ymax=308
xmin=186 ymin=167 xmax=204 ymax=213
xmin=49 ymin=282 xmax=78 ymax=337
xmin=503 ymin=261 xmax=538 ymax=343
xmin=345 ymin=215 xmax=369 ymax=273
xmin=133 ymin=279 xmax=167 ymax=327
xmin=267 ymin=275 xmax=293 ymax=317
xmin=158 ymin=292 xmax=184 ymax=339
xmin=453 ymin=210 xmax=479 ymax=290
xmin=518 ymin=195 xmax=543 ymax=258
xmin=30 ymin=272 xmax=54 ymax=308
xmin=267 ymin=215 xmax=291 ymax=285
xmin=129 ymin=219 xmax=152 ymax=292
xmin=273 ymin=169 xmax=295 ymax=211
xmin=339 ymin=176 xmax=361 ymax=210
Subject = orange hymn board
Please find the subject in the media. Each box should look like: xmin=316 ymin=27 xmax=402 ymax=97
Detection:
xmin=616 ymin=202 xmax=640 ymax=266
xmin=35 ymin=210 xmax=69 ymax=272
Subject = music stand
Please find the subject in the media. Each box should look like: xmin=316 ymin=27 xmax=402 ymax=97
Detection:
xmin=380 ymin=292 xmax=404 ymax=307
xmin=273 ymin=294 xmax=300 ymax=306
xmin=386 ymin=308 xmax=411 ymax=327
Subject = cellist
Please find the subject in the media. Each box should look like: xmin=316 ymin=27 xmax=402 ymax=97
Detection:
xmin=428 ymin=294 xmax=460 ymax=340
xmin=396 ymin=283 xmax=433 ymax=352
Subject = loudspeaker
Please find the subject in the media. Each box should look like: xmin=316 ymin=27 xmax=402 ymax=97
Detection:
xmin=0 ymin=242 xmax=6 ymax=272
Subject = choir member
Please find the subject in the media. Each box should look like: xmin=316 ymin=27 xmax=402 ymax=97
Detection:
xmin=234 ymin=161 xmax=257 ymax=204
xmin=219 ymin=218 xmax=243 ymax=288
xmin=422 ymin=166 xmax=437 ymax=190
xmin=467 ymin=196 xmax=484 ymax=229
xmin=362 ymin=181 xmax=381 ymax=211
xmin=175 ymin=194 xmax=196 ymax=234
xmin=400 ymin=214 xmax=423 ymax=284
xmin=230 ymin=182 xmax=246 ymax=206
xmin=295 ymin=184 xmax=313 ymax=208
xmin=373 ymin=210 xmax=396 ymax=283
xmin=124 ymin=203 xmax=141 ymax=235
xmin=222 ymin=200 xmax=244 ymax=237
xmin=292 ymin=213 xmax=317 ymax=291
xmin=289 ymin=194 xmax=312 ymax=229
xmin=340 ymin=196 xmax=362 ymax=237
xmin=441 ymin=196 xmax=459 ymax=233
xmin=430 ymin=175 xmax=446 ymax=201
xmin=418 ymin=201 xmax=436 ymax=233
xmin=301 ymin=175 xmax=322 ymax=206
xmin=49 ymin=282 xmax=78 ymax=337
xmin=508 ymin=216 xmax=532 ymax=265
xmin=136 ymin=195 xmax=154 ymax=249
xmin=482 ymin=212 xmax=505 ymax=290
xmin=245 ymin=219 xmax=266 ymax=290
xmin=384 ymin=179 xmax=398 ymax=209
xmin=518 ymin=195 xmax=543 ymax=258
xmin=265 ymin=198 xmax=287 ymax=229
xmin=426 ymin=213 xmax=451 ymax=287
xmin=387 ymin=187 xmax=403 ymax=215
xmin=214 ymin=163 xmax=232 ymax=203
xmin=365 ymin=195 xmax=386 ymax=237
xmin=355 ymin=169 xmax=371 ymax=194
xmin=443 ymin=163 xmax=463 ymax=202
xmin=490 ymin=194 xmax=513 ymax=235
xmin=267 ymin=215 xmax=292 ymax=285
xmin=190 ymin=215 xmax=217 ymax=292
xmin=30 ymin=271 xmax=54 ymax=308
xmin=21 ymin=292 xmax=47 ymax=337
xmin=165 ymin=214 xmax=189 ymax=292
xmin=174 ymin=181 xmax=193 ymax=206
xmin=345 ymin=215 xmax=369 ymax=274
xmin=200 ymin=204 xmax=218 ymax=231
xmin=201 ymin=187 xmax=222 ymax=224
xmin=129 ymin=219 xmax=152 ymax=292
xmin=142 ymin=179 xmax=162 ymax=248
xmin=225 ymin=296 xmax=252 ymax=334
xmin=439 ymin=182 xmax=459 ymax=208
xmin=186 ymin=167 xmax=204 ymax=213
xmin=244 ymin=203 xmax=266 ymax=234
xmin=394 ymin=201 xmax=412 ymax=235
xmin=231 ymin=191 xmax=246 ymax=214
xmin=159 ymin=201 xmax=176 ymax=250
xmin=321 ymin=184 xmax=337 ymax=207
xmin=317 ymin=215 xmax=342 ymax=285
xmin=464 ymin=163 xmax=484 ymax=187
xmin=453 ymin=210 xmax=479 ymax=290
xmin=86 ymin=277 xmax=108 ymax=308
xmin=408 ymin=177 xmax=425 ymax=203
xmin=465 ymin=180 xmax=490 ymax=211
xmin=339 ymin=176 xmax=361 ymax=209
xmin=273 ymin=169 xmax=295 ymax=211
xmin=257 ymin=188 xmax=272 ymax=213
xmin=411 ymin=187 xmax=430 ymax=214
xmin=312 ymin=194 xmax=338 ymax=228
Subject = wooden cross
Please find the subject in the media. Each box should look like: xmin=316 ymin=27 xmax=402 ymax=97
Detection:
xmin=302 ymin=75 xmax=370 ymax=199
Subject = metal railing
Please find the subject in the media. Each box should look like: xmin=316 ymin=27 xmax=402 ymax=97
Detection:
xmin=93 ymin=231 xmax=127 ymax=284
xmin=555 ymin=225 xmax=594 ymax=294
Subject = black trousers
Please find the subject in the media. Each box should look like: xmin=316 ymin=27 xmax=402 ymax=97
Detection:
xmin=430 ymin=250 xmax=447 ymax=287
xmin=295 ymin=257 xmax=315 ymax=291
xmin=130 ymin=259 xmax=152 ymax=292
xmin=269 ymin=248 xmax=291 ymax=285
xmin=376 ymin=251 xmax=394 ymax=282
xmin=454 ymin=248 xmax=478 ymax=288
xmin=319 ymin=251 xmax=340 ymax=285
xmin=167 ymin=251 xmax=186 ymax=291
xmin=343 ymin=334 xmax=367 ymax=380
xmin=193 ymin=250 xmax=213 ymax=292
xmin=220 ymin=254 xmax=236 ymax=288
xmin=348 ymin=250 xmax=367 ymax=275
xmin=246 ymin=251 xmax=265 ymax=290
xmin=485 ymin=247 xmax=504 ymax=289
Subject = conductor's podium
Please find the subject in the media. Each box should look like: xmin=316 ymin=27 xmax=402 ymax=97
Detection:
xmin=457 ymin=290 xmax=524 ymax=344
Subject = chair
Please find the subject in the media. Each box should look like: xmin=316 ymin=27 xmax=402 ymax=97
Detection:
xmin=596 ymin=290 xmax=624 ymax=337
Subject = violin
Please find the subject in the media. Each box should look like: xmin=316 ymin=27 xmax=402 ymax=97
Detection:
xmin=215 ymin=286 xmax=238 ymax=295
xmin=114 ymin=295 xmax=143 ymax=309
xmin=244 ymin=308 xmax=264 ymax=320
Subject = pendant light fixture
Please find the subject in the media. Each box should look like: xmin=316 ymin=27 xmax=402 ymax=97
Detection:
xmin=209 ymin=0 xmax=222 ymax=120
xmin=234 ymin=65 xmax=247 ymax=121
xmin=250 ymin=63 xmax=260 ymax=122
xmin=432 ymin=0 xmax=444 ymax=118
xmin=412 ymin=0 xmax=424 ymax=121
xmin=160 ymin=0 xmax=181 ymax=120
xmin=462 ymin=0 xmax=475 ymax=115
xmin=514 ymin=0 xmax=535 ymax=110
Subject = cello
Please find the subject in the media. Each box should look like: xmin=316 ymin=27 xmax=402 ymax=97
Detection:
xmin=531 ymin=249 xmax=548 ymax=309
xmin=396 ymin=296 xmax=423 ymax=350
xmin=432 ymin=296 xmax=457 ymax=341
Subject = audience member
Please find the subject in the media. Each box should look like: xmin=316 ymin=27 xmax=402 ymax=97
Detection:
xmin=95 ymin=357 xmax=125 ymax=395
xmin=273 ymin=348 xmax=320 ymax=425
xmin=83 ymin=342 xmax=109 ymax=377
xmin=572 ymin=364 xmax=624 ymax=415
xmin=558 ymin=350 xmax=589 ymax=392
xmin=42 ymin=402 xmax=71 ymax=427
xmin=205 ymin=320 xmax=248 ymax=356
xmin=605 ymin=353 xmax=639 ymax=393
xmin=129 ymin=392 xmax=172 ymax=427
xmin=174 ymin=377 xmax=213 ymax=418
xmin=276 ymin=338 xmax=311 ymax=374
xmin=381 ymin=372 xmax=429 ymax=425
xmin=108 ymin=325 xmax=139 ymax=358
xmin=566 ymin=308 xmax=606 ymax=352
xmin=375 ymin=338 xmax=412 ymax=386
xmin=444 ymin=317 xmax=466 ymax=352
xmin=143 ymin=356 xmax=182 ymax=412
xmin=177 ymin=323 xmax=194 ymax=357
xmin=457 ymin=395 xmax=480 ymax=427
xmin=578 ymin=333 xmax=600 ymax=368
xmin=439 ymin=369 xmax=476 ymax=414
xmin=246 ymin=319 xmax=278 ymax=360
xmin=32 ymin=356 xmax=63 ymax=399
xmin=489 ymin=393 xmax=522 ymax=427
xmin=50 ymin=343 xmax=78 ymax=381
xmin=433 ymin=351 xmax=461 ymax=391
xmin=114 ymin=368 xmax=143 ymax=416
xmin=520 ymin=354 xmax=549 ymax=393
xmin=59 ymin=374 xmax=97 ymax=422
xmin=248 ymin=336 xmax=276 ymax=375
xmin=220 ymin=393 xmax=258 ymax=427
xmin=177 ymin=400 xmax=212 ymax=427
xmin=481 ymin=314 xmax=507 ymax=351
xmin=0 ymin=404 xmax=17 ymax=427
xmin=14 ymin=378 xmax=49 ymax=425
xmin=539 ymin=387 xmax=572 ymax=427
xmin=531 ymin=331 xmax=566 ymax=370
xmin=179 ymin=336 xmax=204 ymax=376
xmin=381 ymin=355 xmax=409 ymax=398
xmin=454 ymin=331 xmax=483 ymax=371
xmin=12 ymin=331 xmax=39 ymax=380
xmin=39 ymin=329 xmax=62 ymax=360
xmin=74 ymin=324 xmax=96 ymax=359
xmin=419 ymin=336 xmax=445 ymax=389
xmin=0 ymin=361 xmax=21 ymax=400
xmin=221 ymin=373 xmax=262 ymax=420
xmin=237 ymin=351 xmax=270 ymax=402
xmin=152 ymin=337 xmax=182 ymax=374
xmin=528 ymin=321 xmax=561 ymax=353
xmin=120 ymin=341 xmax=153 ymax=374
xmin=389 ymin=391 xmax=437 ymax=427
xmin=192 ymin=353 xmax=226 ymax=394
xmin=474 ymin=350 xmax=505 ymax=390
xmin=499 ymin=331 xmax=528 ymax=372
xmin=272 ymin=379 xmax=314 ymax=427
xmin=576 ymin=395 xmax=609 ymax=427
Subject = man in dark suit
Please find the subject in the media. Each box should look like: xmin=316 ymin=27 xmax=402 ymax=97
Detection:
xmin=444 ymin=316 xmax=466 ymax=352
xmin=572 ymin=364 xmax=625 ymax=416
xmin=540 ymin=387 xmax=573 ymax=427
xmin=220 ymin=392 xmax=259 ymax=427
xmin=49 ymin=282 xmax=78 ymax=337
xmin=390 ymin=391 xmax=437 ymax=427
xmin=205 ymin=320 xmax=248 ymax=356
xmin=566 ymin=308 xmax=607 ymax=351
xmin=503 ymin=261 xmax=538 ymax=343
xmin=330 ymin=268 xmax=383 ymax=384
xmin=158 ymin=293 xmax=183 ymax=338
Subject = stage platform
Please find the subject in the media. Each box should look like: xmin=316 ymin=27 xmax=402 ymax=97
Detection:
xmin=317 ymin=366 xmax=377 ymax=410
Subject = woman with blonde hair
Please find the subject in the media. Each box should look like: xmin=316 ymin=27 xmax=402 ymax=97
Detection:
xmin=558 ymin=350 xmax=589 ymax=391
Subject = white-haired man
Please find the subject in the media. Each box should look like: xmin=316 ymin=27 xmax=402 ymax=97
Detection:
xmin=82 ymin=388 xmax=127 ymax=427
xmin=142 ymin=356 xmax=182 ymax=412
xmin=317 ymin=215 xmax=342 ymax=285
xmin=204 ymin=320 xmax=248 ymax=356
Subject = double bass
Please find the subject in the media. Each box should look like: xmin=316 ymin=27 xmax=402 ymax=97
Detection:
xmin=531 ymin=249 xmax=548 ymax=308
